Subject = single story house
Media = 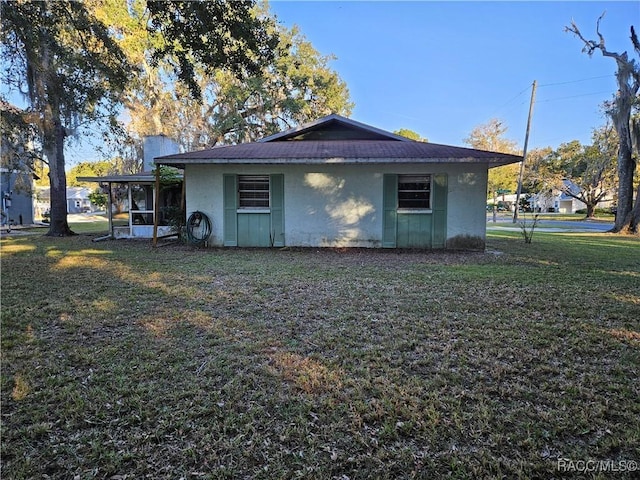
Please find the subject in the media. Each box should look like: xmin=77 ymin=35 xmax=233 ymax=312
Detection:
xmin=156 ymin=115 xmax=522 ymax=249
xmin=67 ymin=187 xmax=94 ymax=213
xmin=35 ymin=186 xmax=94 ymax=219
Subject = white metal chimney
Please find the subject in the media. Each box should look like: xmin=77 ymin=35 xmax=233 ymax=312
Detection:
xmin=142 ymin=135 xmax=180 ymax=172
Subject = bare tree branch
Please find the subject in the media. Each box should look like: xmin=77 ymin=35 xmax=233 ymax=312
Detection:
xmin=595 ymin=12 xmax=607 ymax=52
xmin=565 ymin=18 xmax=600 ymax=56
xmin=631 ymin=26 xmax=640 ymax=56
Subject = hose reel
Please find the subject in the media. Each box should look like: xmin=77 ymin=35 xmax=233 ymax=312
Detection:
xmin=186 ymin=211 xmax=212 ymax=246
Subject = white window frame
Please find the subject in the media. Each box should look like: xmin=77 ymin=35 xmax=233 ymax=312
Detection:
xmin=397 ymin=174 xmax=432 ymax=212
xmin=238 ymin=175 xmax=270 ymax=211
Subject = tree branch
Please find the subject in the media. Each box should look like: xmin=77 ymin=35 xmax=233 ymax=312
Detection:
xmin=565 ymin=12 xmax=626 ymax=64
xmin=595 ymin=12 xmax=607 ymax=51
xmin=565 ymin=20 xmax=598 ymax=56
xmin=631 ymin=26 xmax=640 ymax=56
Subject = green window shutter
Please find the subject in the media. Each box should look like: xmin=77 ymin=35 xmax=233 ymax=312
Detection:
xmin=382 ymin=174 xmax=397 ymax=248
xmin=223 ymin=174 xmax=238 ymax=246
xmin=432 ymin=173 xmax=448 ymax=248
xmin=270 ymin=174 xmax=285 ymax=247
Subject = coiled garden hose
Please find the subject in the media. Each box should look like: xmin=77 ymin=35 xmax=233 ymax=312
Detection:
xmin=186 ymin=211 xmax=212 ymax=246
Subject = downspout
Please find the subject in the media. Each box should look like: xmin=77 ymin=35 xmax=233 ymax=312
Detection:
xmin=180 ymin=167 xmax=186 ymax=213
xmin=108 ymin=183 xmax=113 ymax=238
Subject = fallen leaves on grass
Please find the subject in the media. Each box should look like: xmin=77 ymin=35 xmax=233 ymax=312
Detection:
xmin=1 ymin=234 xmax=639 ymax=479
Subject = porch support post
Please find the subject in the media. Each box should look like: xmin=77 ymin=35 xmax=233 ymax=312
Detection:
xmin=107 ymin=183 xmax=114 ymax=238
xmin=153 ymin=165 xmax=161 ymax=247
xmin=180 ymin=169 xmax=185 ymax=213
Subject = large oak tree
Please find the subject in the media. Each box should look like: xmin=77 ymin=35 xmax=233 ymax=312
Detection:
xmin=1 ymin=0 xmax=278 ymax=236
xmin=566 ymin=15 xmax=640 ymax=233
xmin=1 ymin=0 xmax=130 ymax=235
xmin=98 ymin=2 xmax=353 ymax=151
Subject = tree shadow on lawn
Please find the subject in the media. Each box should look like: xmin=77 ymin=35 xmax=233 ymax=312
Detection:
xmin=1 ymin=236 xmax=639 ymax=479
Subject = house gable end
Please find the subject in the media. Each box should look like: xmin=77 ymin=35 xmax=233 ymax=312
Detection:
xmin=259 ymin=114 xmax=411 ymax=143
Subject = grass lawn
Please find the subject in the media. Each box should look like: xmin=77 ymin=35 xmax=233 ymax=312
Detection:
xmin=489 ymin=212 xmax=615 ymax=223
xmin=526 ymin=213 xmax=616 ymax=222
xmin=1 ymin=231 xmax=638 ymax=479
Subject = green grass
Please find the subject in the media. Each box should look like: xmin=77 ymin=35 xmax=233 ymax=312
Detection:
xmin=489 ymin=212 xmax=615 ymax=223
xmin=531 ymin=213 xmax=615 ymax=222
xmin=1 ymin=232 xmax=639 ymax=479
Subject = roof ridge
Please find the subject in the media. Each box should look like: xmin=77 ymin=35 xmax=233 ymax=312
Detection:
xmin=258 ymin=114 xmax=413 ymax=143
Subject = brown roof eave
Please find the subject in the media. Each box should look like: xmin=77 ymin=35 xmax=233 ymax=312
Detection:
xmin=488 ymin=158 xmax=523 ymax=167
xmin=156 ymin=156 xmax=521 ymax=166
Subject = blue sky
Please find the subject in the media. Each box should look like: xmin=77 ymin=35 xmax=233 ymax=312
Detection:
xmin=269 ymin=0 xmax=639 ymax=150
xmin=16 ymin=1 xmax=637 ymax=164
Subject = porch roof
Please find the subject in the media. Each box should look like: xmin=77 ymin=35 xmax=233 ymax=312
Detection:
xmin=77 ymin=171 xmax=183 ymax=184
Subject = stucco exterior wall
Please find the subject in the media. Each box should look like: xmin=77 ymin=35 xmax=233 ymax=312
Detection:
xmin=185 ymin=162 xmax=488 ymax=248
xmin=446 ymin=166 xmax=488 ymax=244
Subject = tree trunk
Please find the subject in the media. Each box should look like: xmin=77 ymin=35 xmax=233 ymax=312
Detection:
xmin=44 ymin=116 xmax=74 ymax=236
xmin=31 ymin=40 xmax=74 ymax=237
xmin=610 ymin=116 xmax=638 ymax=233
xmin=585 ymin=203 xmax=596 ymax=219
xmin=25 ymin=37 xmax=74 ymax=237
xmin=619 ymin=183 xmax=640 ymax=234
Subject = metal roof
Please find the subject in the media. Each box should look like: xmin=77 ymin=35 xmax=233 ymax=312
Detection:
xmin=155 ymin=114 xmax=522 ymax=168
xmin=156 ymin=139 xmax=522 ymax=168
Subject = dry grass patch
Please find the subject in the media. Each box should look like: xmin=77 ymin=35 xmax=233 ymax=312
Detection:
xmin=1 ymin=233 xmax=639 ymax=478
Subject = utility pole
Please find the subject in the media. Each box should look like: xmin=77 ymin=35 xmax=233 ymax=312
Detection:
xmin=513 ymin=80 xmax=537 ymax=223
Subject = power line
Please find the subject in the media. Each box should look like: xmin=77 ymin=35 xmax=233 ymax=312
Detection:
xmin=488 ymin=84 xmax=531 ymax=118
xmin=536 ymin=91 xmax=612 ymax=103
xmin=538 ymin=75 xmax=615 ymax=87
xmin=496 ymin=84 xmax=531 ymax=109
xmin=486 ymin=74 xmax=614 ymax=118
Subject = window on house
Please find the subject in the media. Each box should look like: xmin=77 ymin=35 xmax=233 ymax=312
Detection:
xmin=398 ymin=175 xmax=431 ymax=209
xmin=239 ymin=175 xmax=270 ymax=208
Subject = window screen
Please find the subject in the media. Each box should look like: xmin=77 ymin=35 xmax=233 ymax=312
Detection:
xmin=398 ymin=175 xmax=431 ymax=209
xmin=239 ymin=175 xmax=270 ymax=208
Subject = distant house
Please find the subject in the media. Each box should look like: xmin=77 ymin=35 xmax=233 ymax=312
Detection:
xmin=557 ymin=180 xmax=615 ymax=214
xmin=156 ymin=115 xmax=522 ymax=249
xmin=530 ymin=180 xmax=615 ymax=214
xmin=1 ymin=167 xmax=35 ymax=226
xmin=67 ymin=187 xmax=94 ymax=213
xmin=34 ymin=186 xmax=95 ymax=217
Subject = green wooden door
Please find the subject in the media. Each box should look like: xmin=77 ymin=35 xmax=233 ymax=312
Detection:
xmin=223 ymin=174 xmax=284 ymax=247
xmin=238 ymin=213 xmax=271 ymax=246
xmin=383 ymin=173 xmax=448 ymax=249
xmin=397 ymin=213 xmax=432 ymax=248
